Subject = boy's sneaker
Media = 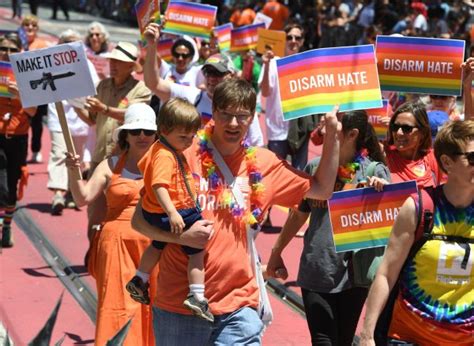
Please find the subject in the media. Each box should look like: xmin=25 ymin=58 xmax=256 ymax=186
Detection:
xmin=126 ymin=276 xmax=150 ymax=305
xmin=183 ymin=294 xmax=214 ymax=322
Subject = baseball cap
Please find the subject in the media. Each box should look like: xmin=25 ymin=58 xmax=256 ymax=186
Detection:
xmin=427 ymin=110 xmax=449 ymax=141
xmin=103 ymin=41 xmax=138 ymax=62
xmin=202 ymin=53 xmax=235 ymax=74
xmin=113 ymin=103 xmax=157 ymax=142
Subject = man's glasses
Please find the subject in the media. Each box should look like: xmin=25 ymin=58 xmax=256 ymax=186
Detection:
xmin=286 ymin=35 xmax=303 ymax=42
xmin=203 ymin=68 xmax=227 ymax=78
xmin=390 ymin=123 xmax=417 ymax=134
xmin=217 ymin=110 xmax=252 ymax=124
xmin=454 ymin=151 xmax=474 ymax=166
xmin=128 ymin=129 xmax=156 ymax=136
xmin=172 ymin=52 xmax=191 ymax=59
xmin=0 ymin=46 xmax=20 ymax=53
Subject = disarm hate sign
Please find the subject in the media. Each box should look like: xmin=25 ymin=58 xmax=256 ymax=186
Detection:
xmin=9 ymin=42 xmax=96 ymax=108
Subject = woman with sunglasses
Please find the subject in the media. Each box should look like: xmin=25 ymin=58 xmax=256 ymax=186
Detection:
xmin=360 ymin=120 xmax=474 ymax=346
xmin=0 ymin=34 xmax=37 ymax=247
xmin=384 ymin=102 xmax=443 ymax=188
xmin=66 ymin=103 xmax=158 ymax=345
xmin=160 ymin=38 xmax=202 ymax=87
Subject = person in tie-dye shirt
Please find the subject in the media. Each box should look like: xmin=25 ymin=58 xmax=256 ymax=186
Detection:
xmin=360 ymin=120 xmax=474 ymax=346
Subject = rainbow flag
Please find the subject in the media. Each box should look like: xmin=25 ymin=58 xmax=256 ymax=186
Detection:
xmin=214 ymin=23 xmax=232 ymax=52
xmin=163 ymin=2 xmax=217 ymax=39
xmin=230 ymin=23 xmax=265 ymax=52
xmin=0 ymin=62 xmax=14 ymax=98
xmin=367 ymin=99 xmax=391 ymax=141
xmin=135 ymin=0 xmax=160 ymax=35
xmin=157 ymin=38 xmax=174 ymax=62
xmin=376 ymin=36 xmax=465 ymax=96
xmin=328 ymin=181 xmax=417 ymax=252
xmin=277 ymin=45 xmax=382 ymax=120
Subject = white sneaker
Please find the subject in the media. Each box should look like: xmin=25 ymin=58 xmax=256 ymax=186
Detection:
xmin=31 ymin=152 xmax=43 ymax=163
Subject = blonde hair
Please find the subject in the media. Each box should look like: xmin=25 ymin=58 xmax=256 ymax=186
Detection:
xmin=158 ymin=98 xmax=201 ymax=134
xmin=434 ymin=120 xmax=474 ymax=173
xmin=21 ymin=14 xmax=39 ymax=26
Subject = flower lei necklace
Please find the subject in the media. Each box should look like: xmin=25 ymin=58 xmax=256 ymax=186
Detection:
xmin=337 ymin=149 xmax=368 ymax=183
xmin=197 ymin=125 xmax=265 ymax=229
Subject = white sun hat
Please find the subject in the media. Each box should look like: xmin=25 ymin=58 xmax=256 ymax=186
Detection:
xmin=112 ymin=103 xmax=157 ymax=142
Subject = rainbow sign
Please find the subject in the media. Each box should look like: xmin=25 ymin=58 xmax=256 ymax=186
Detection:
xmin=135 ymin=0 xmax=160 ymax=36
xmin=328 ymin=181 xmax=417 ymax=252
xmin=0 ymin=62 xmax=14 ymax=98
xmin=157 ymin=38 xmax=174 ymax=62
xmin=163 ymin=2 xmax=217 ymax=39
xmin=214 ymin=23 xmax=232 ymax=52
xmin=230 ymin=23 xmax=265 ymax=52
xmin=277 ymin=45 xmax=382 ymax=120
xmin=376 ymin=35 xmax=465 ymax=96
xmin=367 ymin=99 xmax=391 ymax=141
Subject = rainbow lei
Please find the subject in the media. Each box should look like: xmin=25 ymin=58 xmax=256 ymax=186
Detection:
xmin=337 ymin=149 xmax=368 ymax=183
xmin=197 ymin=125 xmax=265 ymax=229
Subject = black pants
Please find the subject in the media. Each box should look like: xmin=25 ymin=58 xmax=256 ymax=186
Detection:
xmin=301 ymin=287 xmax=368 ymax=346
xmin=29 ymin=0 xmax=39 ymax=15
xmin=0 ymin=135 xmax=28 ymax=206
xmin=52 ymin=0 xmax=69 ymax=19
xmin=30 ymin=104 xmax=46 ymax=153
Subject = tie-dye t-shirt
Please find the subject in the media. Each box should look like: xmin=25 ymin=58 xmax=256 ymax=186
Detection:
xmin=390 ymin=186 xmax=474 ymax=345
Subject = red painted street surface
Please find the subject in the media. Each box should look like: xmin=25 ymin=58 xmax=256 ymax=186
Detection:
xmin=0 ymin=8 xmax=364 ymax=344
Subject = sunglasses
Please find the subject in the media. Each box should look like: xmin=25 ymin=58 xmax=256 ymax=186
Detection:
xmin=128 ymin=129 xmax=156 ymax=136
xmin=390 ymin=123 xmax=417 ymax=134
xmin=89 ymin=32 xmax=102 ymax=38
xmin=286 ymin=35 xmax=303 ymax=42
xmin=430 ymin=95 xmax=449 ymax=100
xmin=217 ymin=110 xmax=252 ymax=124
xmin=23 ymin=23 xmax=38 ymax=28
xmin=454 ymin=151 xmax=474 ymax=166
xmin=0 ymin=46 xmax=19 ymax=53
xmin=172 ymin=52 xmax=191 ymax=59
xmin=203 ymin=68 xmax=227 ymax=78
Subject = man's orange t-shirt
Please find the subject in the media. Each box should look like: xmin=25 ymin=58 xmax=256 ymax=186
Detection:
xmin=262 ymin=0 xmax=289 ymax=30
xmin=0 ymin=98 xmax=30 ymax=136
xmin=138 ymin=141 xmax=196 ymax=214
xmin=154 ymin=140 xmax=311 ymax=315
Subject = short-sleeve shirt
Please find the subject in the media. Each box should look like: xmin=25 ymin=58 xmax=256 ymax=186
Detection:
xmin=262 ymin=0 xmax=289 ymax=30
xmin=91 ymin=76 xmax=151 ymax=164
xmin=258 ymin=57 xmax=289 ymax=141
xmin=161 ymin=61 xmax=202 ymax=88
xmin=170 ymin=84 xmax=212 ymax=122
xmin=155 ymin=139 xmax=312 ymax=314
xmin=0 ymin=97 xmax=30 ymax=136
xmin=297 ymin=157 xmax=391 ymax=293
xmin=138 ymin=141 xmax=196 ymax=214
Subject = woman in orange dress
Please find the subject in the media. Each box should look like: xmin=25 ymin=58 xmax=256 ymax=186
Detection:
xmin=66 ymin=103 xmax=158 ymax=345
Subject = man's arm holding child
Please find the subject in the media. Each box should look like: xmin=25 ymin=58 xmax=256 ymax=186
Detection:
xmin=154 ymin=186 xmax=185 ymax=233
xmin=132 ymin=200 xmax=214 ymax=249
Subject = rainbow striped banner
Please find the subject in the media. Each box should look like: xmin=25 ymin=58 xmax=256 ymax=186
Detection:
xmin=135 ymin=0 xmax=160 ymax=36
xmin=367 ymin=99 xmax=391 ymax=141
xmin=328 ymin=181 xmax=417 ymax=252
xmin=0 ymin=62 xmax=14 ymax=98
xmin=376 ymin=35 xmax=465 ymax=96
xmin=157 ymin=38 xmax=174 ymax=62
xmin=277 ymin=45 xmax=382 ymax=120
xmin=214 ymin=23 xmax=232 ymax=52
xmin=163 ymin=2 xmax=217 ymax=39
xmin=230 ymin=23 xmax=265 ymax=52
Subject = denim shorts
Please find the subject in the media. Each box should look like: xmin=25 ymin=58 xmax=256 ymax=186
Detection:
xmin=152 ymin=306 xmax=263 ymax=345
xmin=143 ymin=207 xmax=202 ymax=255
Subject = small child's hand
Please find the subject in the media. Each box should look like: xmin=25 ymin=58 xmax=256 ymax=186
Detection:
xmin=169 ymin=211 xmax=185 ymax=233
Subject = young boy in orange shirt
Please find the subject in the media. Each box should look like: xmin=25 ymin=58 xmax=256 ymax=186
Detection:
xmin=126 ymin=98 xmax=213 ymax=322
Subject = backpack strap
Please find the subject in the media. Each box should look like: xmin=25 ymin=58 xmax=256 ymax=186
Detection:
xmin=194 ymin=90 xmax=204 ymax=108
xmin=406 ymin=187 xmax=435 ymax=264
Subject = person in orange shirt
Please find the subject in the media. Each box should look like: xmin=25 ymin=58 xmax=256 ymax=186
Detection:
xmin=230 ymin=4 xmax=257 ymax=27
xmin=0 ymin=33 xmax=37 ymax=247
xmin=262 ymin=0 xmax=290 ymax=30
xmin=126 ymin=98 xmax=214 ymax=323
xmin=131 ymin=78 xmax=342 ymax=344
xmin=20 ymin=15 xmax=49 ymax=164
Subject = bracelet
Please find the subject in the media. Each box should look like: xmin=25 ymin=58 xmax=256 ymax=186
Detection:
xmin=105 ymin=105 xmax=109 ymax=114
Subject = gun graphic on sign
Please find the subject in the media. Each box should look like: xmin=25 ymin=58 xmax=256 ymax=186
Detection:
xmin=29 ymin=71 xmax=75 ymax=91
